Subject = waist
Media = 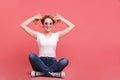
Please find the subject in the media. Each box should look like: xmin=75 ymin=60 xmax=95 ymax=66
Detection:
xmin=39 ymin=56 xmax=55 ymax=59
xmin=39 ymin=52 xmax=56 ymax=57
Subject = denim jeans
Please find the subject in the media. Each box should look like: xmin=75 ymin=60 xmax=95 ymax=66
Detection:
xmin=29 ymin=53 xmax=69 ymax=76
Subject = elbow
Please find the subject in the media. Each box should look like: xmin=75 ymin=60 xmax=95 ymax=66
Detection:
xmin=20 ymin=23 xmax=24 ymax=28
xmin=71 ymin=24 xmax=75 ymax=28
xmin=69 ymin=24 xmax=75 ymax=28
xmin=73 ymin=24 xmax=75 ymax=27
xmin=20 ymin=23 xmax=23 ymax=27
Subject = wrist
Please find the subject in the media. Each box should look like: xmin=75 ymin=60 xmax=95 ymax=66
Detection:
xmin=32 ymin=16 xmax=37 ymax=20
xmin=60 ymin=17 xmax=65 ymax=21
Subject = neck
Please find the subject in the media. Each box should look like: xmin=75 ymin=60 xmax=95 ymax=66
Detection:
xmin=44 ymin=31 xmax=52 ymax=34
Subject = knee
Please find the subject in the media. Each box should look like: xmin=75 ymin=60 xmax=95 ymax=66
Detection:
xmin=59 ymin=58 xmax=69 ymax=66
xmin=29 ymin=53 xmax=37 ymax=60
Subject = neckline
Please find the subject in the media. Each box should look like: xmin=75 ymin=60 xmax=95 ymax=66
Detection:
xmin=42 ymin=33 xmax=53 ymax=38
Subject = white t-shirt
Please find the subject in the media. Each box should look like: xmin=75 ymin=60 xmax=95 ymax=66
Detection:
xmin=36 ymin=32 xmax=59 ymax=57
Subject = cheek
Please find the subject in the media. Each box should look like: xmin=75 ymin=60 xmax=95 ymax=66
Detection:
xmin=50 ymin=25 xmax=54 ymax=27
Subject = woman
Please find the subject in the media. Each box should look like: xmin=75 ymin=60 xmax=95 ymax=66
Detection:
xmin=20 ymin=13 xmax=75 ymax=78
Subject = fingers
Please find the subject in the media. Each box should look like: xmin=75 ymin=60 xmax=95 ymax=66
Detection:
xmin=54 ymin=14 xmax=60 ymax=19
xmin=56 ymin=13 xmax=61 ymax=17
xmin=53 ymin=13 xmax=62 ymax=23
xmin=33 ymin=13 xmax=42 ymax=25
xmin=34 ymin=13 xmax=42 ymax=20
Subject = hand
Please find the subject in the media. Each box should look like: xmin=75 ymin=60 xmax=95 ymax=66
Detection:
xmin=33 ymin=13 xmax=42 ymax=20
xmin=53 ymin=14 xmax=62 ymax=23
xmin=33 ymin=13 xmax=42 ymax=25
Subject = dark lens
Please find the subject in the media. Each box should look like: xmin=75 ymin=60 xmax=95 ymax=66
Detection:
xmin=50 ymin=23 xmax=53 ymax=25
xmin=44 ymin=22 xmax=48 ymax=25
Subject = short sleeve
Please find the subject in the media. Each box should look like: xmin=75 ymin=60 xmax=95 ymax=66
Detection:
xmin=55 ymin=32 xmax=59 ymax=42
xmin=36 ymin=32 xmax=41 ymax=42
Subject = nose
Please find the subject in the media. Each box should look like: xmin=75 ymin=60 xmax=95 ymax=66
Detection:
xmin=46 ymin=24 xmax=51 ymax=27
xmin=48 ymin=24 xmax=50 ymax=26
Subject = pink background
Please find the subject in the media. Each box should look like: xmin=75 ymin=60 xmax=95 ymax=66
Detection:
xmin=0 ymin=0 xmax=120 ymax=80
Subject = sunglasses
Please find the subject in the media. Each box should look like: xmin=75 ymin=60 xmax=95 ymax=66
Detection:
xmin=44 ymin=22 xmax=53 ymax=25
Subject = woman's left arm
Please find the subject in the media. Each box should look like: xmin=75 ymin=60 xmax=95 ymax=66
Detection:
xmin=54 ymin=14 xmax=75 ymax=38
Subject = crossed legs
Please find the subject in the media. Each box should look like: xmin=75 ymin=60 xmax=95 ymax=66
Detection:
xmin=29 ymin=53 xmax=69 ymax=77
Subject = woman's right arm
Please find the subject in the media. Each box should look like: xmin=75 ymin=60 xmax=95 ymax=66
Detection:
xmin=20 ymin=14 xmax=42 ymax=39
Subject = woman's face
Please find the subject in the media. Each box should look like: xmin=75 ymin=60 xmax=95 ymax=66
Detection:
xmin=43 ymin=18 xmax=54 ymax=32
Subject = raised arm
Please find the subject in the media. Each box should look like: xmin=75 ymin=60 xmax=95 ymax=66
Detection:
xmin=20 ymin=14 xmax=42 ymax=39
xmin=54 ymin=14 xmax=75 ymax=38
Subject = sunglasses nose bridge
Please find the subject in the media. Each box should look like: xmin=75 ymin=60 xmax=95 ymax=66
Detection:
xmin=44 ymin=22 xmax=53 ymax=26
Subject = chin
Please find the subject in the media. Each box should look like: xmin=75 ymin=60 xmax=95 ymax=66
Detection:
xmin=46 ymin=30 xmax=51 ymax=32
xmin=46 ymin=29 xmax=51 ymax=31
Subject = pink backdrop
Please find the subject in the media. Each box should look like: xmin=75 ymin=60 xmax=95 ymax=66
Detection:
xmin=0 ymin=0 xmax=120 ymax=80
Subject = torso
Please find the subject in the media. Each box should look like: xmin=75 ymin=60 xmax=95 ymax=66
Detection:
xmin=36 ymin=32 xmax=59 ymax=57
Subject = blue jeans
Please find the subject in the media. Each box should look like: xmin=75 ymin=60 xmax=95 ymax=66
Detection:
xmin=29 ymin=53 xmax=69 ymax=76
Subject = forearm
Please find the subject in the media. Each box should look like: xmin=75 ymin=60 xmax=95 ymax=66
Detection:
xmin=21 ymin=17 xmax=35 ymax=27
xmin=20 ymin=16 xmax=38 ymax=38
xmin=60 ymin=17 xmax=75 ymax=28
